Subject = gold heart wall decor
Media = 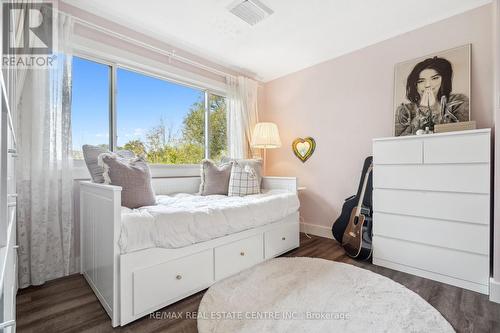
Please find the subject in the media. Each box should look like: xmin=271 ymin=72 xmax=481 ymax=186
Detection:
xmin=292 ymin=137 xmax=316 ymax=163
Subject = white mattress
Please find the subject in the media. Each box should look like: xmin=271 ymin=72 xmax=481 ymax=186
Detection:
xmin=119 ymin=189 xmax=300 ymax=253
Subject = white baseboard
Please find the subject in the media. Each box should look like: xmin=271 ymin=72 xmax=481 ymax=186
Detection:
xmin=300 ymin=222 xmax=334 ymax=239
xmin=490 ymin=278 xmax=500 ymax=303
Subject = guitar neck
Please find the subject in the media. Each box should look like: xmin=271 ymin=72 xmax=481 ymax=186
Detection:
xmin=355 ymin=164 xmax=373 ymax=216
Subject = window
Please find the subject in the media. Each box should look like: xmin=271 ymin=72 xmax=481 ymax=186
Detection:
xmin=71 ymin=57 xmax=110 ymax=159
xmin=116 ymin=68 xmax=205 ymax=164
xmin=71 ymin=56 xmax=227 ymax=164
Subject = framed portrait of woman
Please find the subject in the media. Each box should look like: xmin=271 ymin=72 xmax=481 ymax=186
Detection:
xmin=393 ymin=44 xmax=471 ymax=136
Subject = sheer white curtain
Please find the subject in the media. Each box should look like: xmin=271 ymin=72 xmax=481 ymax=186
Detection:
xmin=16 ymin=14 xmax=75 ymax=288
xmin=227 ymin=76 xmax=259 ymax=159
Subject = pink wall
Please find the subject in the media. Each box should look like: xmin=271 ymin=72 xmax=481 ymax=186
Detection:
xmin=262 ymin=4 xmax=493 ymax=230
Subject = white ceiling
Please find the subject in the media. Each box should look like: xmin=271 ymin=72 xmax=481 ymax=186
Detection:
xmin=65 ymin=0 xmax=491 ymax=82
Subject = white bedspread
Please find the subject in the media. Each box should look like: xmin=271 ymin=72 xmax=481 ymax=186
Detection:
xmin=119 ymin=189 xmax=300 ymax=253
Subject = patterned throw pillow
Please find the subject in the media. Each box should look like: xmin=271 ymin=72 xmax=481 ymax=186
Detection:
xmin=228 ymin=162 xmax=261 ymax=196
xmin=221 ymin=157 xmax=263 ymax=189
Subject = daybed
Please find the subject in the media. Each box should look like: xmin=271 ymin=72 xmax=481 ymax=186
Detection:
xmin=80 ymin=175 xmax=299 ymax=326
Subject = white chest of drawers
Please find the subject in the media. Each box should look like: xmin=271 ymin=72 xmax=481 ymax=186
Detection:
xmin=372 ymin=129 xmax=491 ymax=294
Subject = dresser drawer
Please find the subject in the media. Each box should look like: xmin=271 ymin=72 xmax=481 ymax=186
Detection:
xmin=373 ymin=189 xmax=489 ymax=224
xmin=373 ymin=164 xmax=489 ymax=194
xmin=424 ymin=133 xmax=490 ymax=164
xmin=373 ymin=212 xmax=489 ymax=255
xmin=133 ymin=250 xmax=213 ymax=315
xmin=373 ymin=139 xmax=422 ymax=165
xmin=215 ymin=234 xmax=263 ymax=280
xmin=373 ymin=235 xmax=489 ymax=286
xmin=265 ymin=222 xmax=299 ymax=259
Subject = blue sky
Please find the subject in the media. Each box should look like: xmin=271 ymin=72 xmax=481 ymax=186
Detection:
xmin=71 ymin=57 xmax=203 ymax=150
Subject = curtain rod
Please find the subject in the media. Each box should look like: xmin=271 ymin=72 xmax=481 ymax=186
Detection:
xmin=69 ymin=15 xmax=237 ymax=80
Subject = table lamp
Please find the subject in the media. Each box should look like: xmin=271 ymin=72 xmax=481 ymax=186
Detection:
xmin=251 ymin=122 xmax=281 ymax=173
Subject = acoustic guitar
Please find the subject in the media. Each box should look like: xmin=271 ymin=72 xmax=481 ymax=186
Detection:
xmin=341 ymin=163 xmax=373 ymax=260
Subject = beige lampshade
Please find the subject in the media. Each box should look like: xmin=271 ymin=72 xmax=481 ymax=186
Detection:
xmin=251 ymin=122 xmax=281 ymax=148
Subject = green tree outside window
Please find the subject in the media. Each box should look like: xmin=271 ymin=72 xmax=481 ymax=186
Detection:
xmin=118 ymin=94 xmax=227 ymax=164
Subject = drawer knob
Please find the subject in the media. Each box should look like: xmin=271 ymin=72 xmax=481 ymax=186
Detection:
xmin=240 ymin=251 xmax=245 ymax=256
xmin=176 ymin=274 xmax=182 ymax=280
xmin=282 ymin=237 xmax=286 ymax=241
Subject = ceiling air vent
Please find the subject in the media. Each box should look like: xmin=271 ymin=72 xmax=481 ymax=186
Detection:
xmin=228 ymin=0 xmax=273 ymax=25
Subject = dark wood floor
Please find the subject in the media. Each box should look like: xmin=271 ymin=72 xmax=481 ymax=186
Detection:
xmin=17 ymin=233 xmax=500 ymax=333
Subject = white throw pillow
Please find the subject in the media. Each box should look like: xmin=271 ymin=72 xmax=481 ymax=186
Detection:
xmin=228 ymin=162 xmax=260 ymax=196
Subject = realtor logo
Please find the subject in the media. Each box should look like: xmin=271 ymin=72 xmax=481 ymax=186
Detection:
xmin=2 ymin=1 xmax=55 ymax=68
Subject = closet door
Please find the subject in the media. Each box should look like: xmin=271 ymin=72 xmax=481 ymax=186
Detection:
xmin=493 ymin=0 xmax=500 ymax=302
xmin=0 ymin=2 xmax=18 ymax=330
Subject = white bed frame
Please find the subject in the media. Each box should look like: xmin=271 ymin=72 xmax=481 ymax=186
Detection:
xmin=80 ymin=176 xmax=299 ymax=327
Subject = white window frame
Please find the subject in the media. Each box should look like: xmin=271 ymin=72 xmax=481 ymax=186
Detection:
xmin=71 ymin=51 xmax=228 ymax=179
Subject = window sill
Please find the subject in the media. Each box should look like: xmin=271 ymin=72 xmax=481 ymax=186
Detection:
xmin=72 ymin=160 xmax=200 ymax=180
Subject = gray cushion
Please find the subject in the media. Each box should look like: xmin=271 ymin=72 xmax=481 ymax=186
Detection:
xmin=99 ymin=153 xmax=156 ymax=209
xmin=82 ymin=145 xmax=135 ymax=183
xmin=199 ymin=159 xmax=232 ymax=196
xmin=228 ymin=161 xmax=261 ymax=196
xmin=221 ymin=157 xmax=263 ymax=189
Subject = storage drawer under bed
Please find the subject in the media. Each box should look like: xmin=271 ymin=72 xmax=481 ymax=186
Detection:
xmin=132 ymin=249 xmax=213 ymax=315
xmin=265 ymin=222 xmax=300 ymax=259
xmin=214 ymin=234 xmax=264 ymax=280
